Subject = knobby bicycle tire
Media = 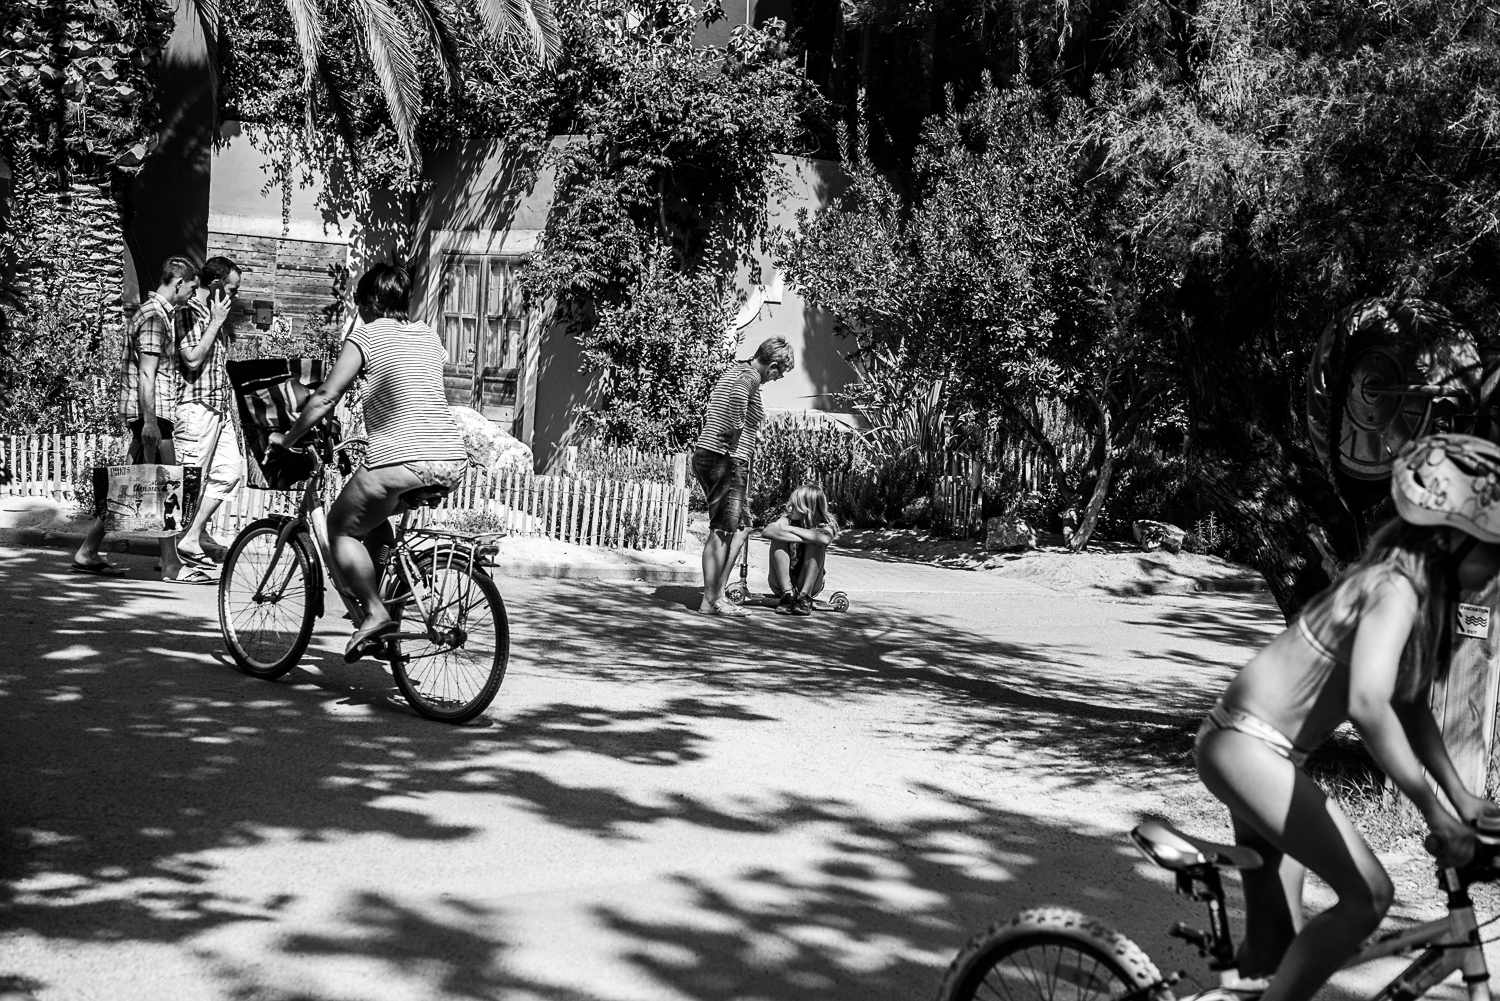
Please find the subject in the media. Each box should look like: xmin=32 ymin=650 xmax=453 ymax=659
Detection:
xmin=219 ymin=518 xmax=319 ymax=679
xmin=385 ymin=550 xmax=509 ymax=724
xmin=938 ymin=907 xmax=1172 ymax=1001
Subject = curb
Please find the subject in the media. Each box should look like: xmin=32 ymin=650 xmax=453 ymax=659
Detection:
xmin=1192 ymin=577 xmax=1270 ymax=593
xmin=0 ymin=527 xmax=701 ymax=584
xmin=0 ymin=526 xmax=162 ymax=558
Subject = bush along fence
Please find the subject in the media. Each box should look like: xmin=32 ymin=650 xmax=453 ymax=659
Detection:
xmin=3 ymin=433 xmax=693 ymax=551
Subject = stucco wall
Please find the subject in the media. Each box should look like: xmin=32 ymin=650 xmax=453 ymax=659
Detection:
xmin=731 ymin=155 xmax=854 ymax=413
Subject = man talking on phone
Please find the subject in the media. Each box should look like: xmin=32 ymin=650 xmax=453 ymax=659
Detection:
xmin=171 ymin=255 xmax=244 ymax=579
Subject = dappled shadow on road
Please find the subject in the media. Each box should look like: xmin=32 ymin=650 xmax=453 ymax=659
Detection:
xmin=0 ymin=545 xmax=1277 ymax=997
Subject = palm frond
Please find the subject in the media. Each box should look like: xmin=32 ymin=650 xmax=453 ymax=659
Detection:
xmin=281 ymin=0 xmax=326 ymax=140
xmin=346 ymin=0 xmax=425 ymax=166
xmin=405 ymin=0 xmax=464 ymax=91
xmin=474 ymin=0 xmax=560 ymax=65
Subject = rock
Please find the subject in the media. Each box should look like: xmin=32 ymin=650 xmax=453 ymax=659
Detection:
xmin=1133 ymin=519 xmax=1187 ymax=554
xmin=451 ymin=406 xmax=533 ymax=475
xmin=900 ymin=494 xmax=931 ymax=528
xmin=985 ymin=516 xmax=1036 ymax=551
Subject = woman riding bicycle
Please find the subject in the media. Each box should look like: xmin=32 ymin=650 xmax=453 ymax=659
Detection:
xmin=271 ymin=263 xmax=467 ymax=662
xmin=1194 ymin=433 xmax=1500 ymax=1001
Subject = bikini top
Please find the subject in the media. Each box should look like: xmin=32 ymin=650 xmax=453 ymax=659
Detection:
xmin=1296 ymin=563 xmax=1419 ymax=666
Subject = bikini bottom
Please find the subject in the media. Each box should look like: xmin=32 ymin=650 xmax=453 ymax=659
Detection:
xmin=1197 ymin=702 xmax=1311 ymax=769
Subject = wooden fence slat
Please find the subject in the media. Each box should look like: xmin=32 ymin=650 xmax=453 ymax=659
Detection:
xmin=580 ymin=478 xmax=591 ymax=544
xmin=607 ymin=480 xmax=619 ymax=548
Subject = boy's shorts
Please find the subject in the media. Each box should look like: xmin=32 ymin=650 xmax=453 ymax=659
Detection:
xmin=692 ymin=448 xmax=750 ymax=533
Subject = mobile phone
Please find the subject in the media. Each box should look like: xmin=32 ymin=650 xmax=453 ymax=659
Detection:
xmin=205 ymin=278 xmax=228 ymax=297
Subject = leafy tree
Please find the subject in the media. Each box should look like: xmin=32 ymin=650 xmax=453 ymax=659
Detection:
xmin=780 ymin=83 xmax=1176 ymax=550
xmin=1090 ymin=0 xmax=1500 ymax=611
xmin=0 ymin=0 xmax=176 ymax=431
xmin=519 ymin=4 xmax=821 ymax=448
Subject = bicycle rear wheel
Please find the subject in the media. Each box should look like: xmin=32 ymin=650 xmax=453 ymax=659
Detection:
xmin=938 ymin=908 xmax=1171 ymax=1001
xmin=387 ymin=553 xmax=508 ymax=724
xmin=219 ymin=518 xmax=318 ymax=679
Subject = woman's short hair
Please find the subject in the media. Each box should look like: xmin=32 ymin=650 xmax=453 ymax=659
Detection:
xmin=753 ymin=336 xmax=795 ymax=373
xmin=355 ymin=263 xmax=412 ymax=321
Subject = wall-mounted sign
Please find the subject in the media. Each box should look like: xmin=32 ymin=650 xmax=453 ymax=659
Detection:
xmin=253 ymin=299 xmax=274 ymax=330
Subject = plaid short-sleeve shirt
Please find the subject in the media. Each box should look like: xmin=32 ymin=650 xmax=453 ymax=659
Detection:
xmin=177 ymin=297 xmax=230 ymax=411
xmin=118 ymin=292 xmax=180 ymax=421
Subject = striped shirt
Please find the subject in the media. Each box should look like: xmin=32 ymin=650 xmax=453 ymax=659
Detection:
xmin=176 ymin=297 xmax=230 ymax=411
xmin=346 ymin=319 xmax=467 ymax=468
xmin=118 ymin=292 xmax=179 ymax=420
xmin=694 ymin=363 xmax=764 ymax=463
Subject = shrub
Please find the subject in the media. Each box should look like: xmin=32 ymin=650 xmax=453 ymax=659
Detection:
xmin=0 ymin=291 xmax=121 ymax=435
xmin=568 ymin=441 xmax=677 ymax=484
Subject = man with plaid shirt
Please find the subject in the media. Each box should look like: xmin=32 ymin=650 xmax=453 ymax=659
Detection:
xmin=73 ymin=255 xmax=198 ymax=573
xmin=172 ymin=256 xmax=243 ymax=570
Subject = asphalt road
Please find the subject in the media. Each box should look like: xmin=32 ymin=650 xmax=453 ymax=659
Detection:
xmin=0 ymin=542 xmax=1460 ymax=1001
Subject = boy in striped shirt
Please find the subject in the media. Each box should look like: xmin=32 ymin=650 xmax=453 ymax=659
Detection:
xmin=693 ymin=336 xmax=794 ymax=615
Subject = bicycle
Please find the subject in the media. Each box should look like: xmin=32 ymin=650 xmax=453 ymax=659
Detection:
xmin=216 ymin=428 xmax=510 ymax=724
xmin=937 ymin=818 xmax=1500 ymax=1001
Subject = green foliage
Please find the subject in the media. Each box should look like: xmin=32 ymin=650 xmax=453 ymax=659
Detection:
xmin=0 ymin=2 xmax=175 ymax=436
xmin=570 ymin=245 xmax=735 ymax=451
xmin=780 ymin=82 xmax=1176 ymax=550
xmin=1087 ymin=1 xmax=1500 ymax=610
xmin=0 ymin=289 xmax=121 ymax=434
xmin=569 ymin=439 xmax=675 ymax=484
xmin=521 ymin=7 xmax=820 ymax=450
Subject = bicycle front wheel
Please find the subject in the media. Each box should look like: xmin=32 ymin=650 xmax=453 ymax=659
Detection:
xmin=219 ymin=518 xmax=318 ymax=679
xmin=938 ymin=908 xmax=1172 ymax=1001
xmin=388 ymin=554 xmax=509 ymax=724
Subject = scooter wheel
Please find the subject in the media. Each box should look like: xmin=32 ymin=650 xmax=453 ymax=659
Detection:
xmin=830 ymin=592 xmax=849 ymax=612
xmin=725 ymin=583 xmax=749 ymax=605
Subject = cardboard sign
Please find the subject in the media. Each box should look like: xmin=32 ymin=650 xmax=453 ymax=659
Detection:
xmin=1457 ymin=602 xmax=1491 ymax=640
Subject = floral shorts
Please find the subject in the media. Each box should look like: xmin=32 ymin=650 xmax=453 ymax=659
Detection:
xmin=400 ymin=459 xmax=467 ymax=491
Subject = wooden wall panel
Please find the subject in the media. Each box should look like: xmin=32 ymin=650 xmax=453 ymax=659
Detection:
xmin=207 ymin=231 xmax=347 ymax=333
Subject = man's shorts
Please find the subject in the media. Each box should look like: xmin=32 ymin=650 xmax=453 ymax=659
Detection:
xmin=692 ymin=448 xmax=749 ymax=534
xmin=124 ymin=415 xmax=176 ymax=464
xmin=126 ymin=415 xmax=176 ymax=441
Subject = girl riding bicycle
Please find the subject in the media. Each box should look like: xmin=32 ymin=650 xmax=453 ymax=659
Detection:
xmin=1195 ymin=433 xmax=1500 ymax=1001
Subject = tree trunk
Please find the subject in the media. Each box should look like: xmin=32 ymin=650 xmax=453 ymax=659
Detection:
xmin=1067 ymin=392 xmax=1112 ymax=552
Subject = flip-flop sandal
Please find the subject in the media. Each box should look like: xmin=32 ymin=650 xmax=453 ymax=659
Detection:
xmin=165 ymin=566 xmax=219 ymax=585
xmin=70 ymin=561 xmax=126 ymax=577
xmin=176 ymin=544 xmax=219 ymax=570
xmin=345 ymin=620 xmax=399 ymax=663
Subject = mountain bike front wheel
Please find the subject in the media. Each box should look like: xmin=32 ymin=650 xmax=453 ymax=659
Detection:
xmin=938 ymin=907 xmax=1173 ymax=1001
xmin=386 ymin=552 xmax=509 ymax=724
xmin=219 ymin=518 xmax=319 ymax=679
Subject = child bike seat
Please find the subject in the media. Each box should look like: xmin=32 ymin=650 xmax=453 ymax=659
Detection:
xmin=400 ymin=485 xmax=451 ymax=509
xmin=1131 ymin=821 xmax=1263 ymax=871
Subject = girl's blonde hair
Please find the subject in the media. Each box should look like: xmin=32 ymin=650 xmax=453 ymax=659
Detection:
xmin=786 ymin=484 xmax=839 ymax=536
xmin=1331 ymin=518 xmax=1458 ymax=702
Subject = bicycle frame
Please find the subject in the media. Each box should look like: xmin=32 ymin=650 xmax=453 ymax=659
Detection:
xmin=1171 ymin=862 xmax=1492 ymax=1001
xmin=1344 ymin=867 xmax=1490 ymax=1001
xmin=247 ymin=446 xmax=497 ymax=652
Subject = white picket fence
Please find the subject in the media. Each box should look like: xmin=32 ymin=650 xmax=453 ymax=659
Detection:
xmin=2 ymin=432 xmax=692 ymax=551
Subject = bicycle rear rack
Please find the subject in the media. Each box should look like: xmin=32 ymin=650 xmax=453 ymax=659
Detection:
xmin=406 ymin=526 xmax=505 ymax=569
